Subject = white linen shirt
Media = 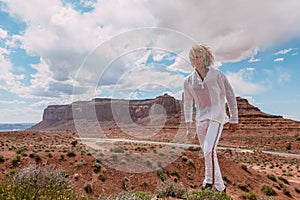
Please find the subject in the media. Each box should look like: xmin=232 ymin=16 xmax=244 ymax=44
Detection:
xmin=184 ymin=67 xmax=238 ymax=125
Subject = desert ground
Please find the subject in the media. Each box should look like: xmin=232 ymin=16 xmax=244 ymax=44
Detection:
xmin=0 ymin=119 xmax=299 ymax=200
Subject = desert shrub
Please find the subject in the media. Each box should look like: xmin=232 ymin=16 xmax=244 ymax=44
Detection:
xmin=0 ymin=155 xmax=4 ymax=163
xmin=133 ymin=191 xmax=152 ymax=200
xmin=170 ymin=170 xmax=180 ymax=178
xmin=267 ymin=174 xmax=277 ymax=182
xmin=182 ymin=155 xmax=188 ymax=162
xmin=237 ymin=182 xmax=249 ymax=192
xmin=71 ymin=140 xmax=78 ymax=147
xmin=261 ymin=184 xmax=276 ymax=196
xmin=59 ymin=154 xmax=65 ymax=161
xmin=295 ymin=187 xmax=300 ymax=193
xmin=156 ymin=169 xmax=167 ymax=182
xmin=34 ymin=154 xmax=42 ymax=163
xmin=98 ymin=192 xmax=152 ymax=200
xmin=15 ymin=146 xmax=28 ymax=154
xmin=98 ymin=173 xmax=106 ymax=182
xmin=0 ymin=164 xmax=81 ymax=199
xmin=11 ymin=155 xmax=21 ymax=166
xmin=240 ymin=191 xmax=258 ymax=200
xmin=188 ymin=189 xmax=232 ymax=200
xmin=278 ymin=176 xmax=289 ymax=184
xmin=84 ymin=182 xmax=93 ymax=194
xmin=187 ymin=159 xmax=195 ymax=167
xmin=156 ymin=181 xmax=187 ymax=198
xmin=93 ymin=162 xmax=101 ymax=173
xmin=286 ymin=143 xmax=291 ymax=150
xmin=282 ymin=188 xmax=291 ymax=197
xmin=188 ymin=146 xmax=201 ymax=151
xmin=67 ymin=150 xmax=76 ymax=157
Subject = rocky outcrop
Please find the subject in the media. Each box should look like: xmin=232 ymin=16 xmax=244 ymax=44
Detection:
xmin=30 ymin=94 xmax=181 ymax=130
xmin=29 ymin=95 xmax=300 ymax=132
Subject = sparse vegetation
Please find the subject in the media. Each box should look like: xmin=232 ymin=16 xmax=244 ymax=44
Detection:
xmin=67 ymin=150 xmax=76 ymax=157
xmin=282 ymin=188 xmax=291 ymax=197
xmin=188 ymin=189 xmax=233 ymax=200
xmin=261 ymin=184 xmax=276 ymax=196
xmin=156 ymin=181 xmax=187 ymax=199
xmin=0 ymin=155 xmax=4 ymax=163
xmin=240 ymin=191 xmax=258 ymax=200
xmin=237 ymin=182 xmax=249 ymax=192
xmin=0 ymin=164 xmax=82 ymax=199
xmin=187 ymin=146 xmax=201 ymax=151
xmin=156 ymin=169 xmax=167 ymax=182
xmin=267 ymin=174 xmax=277 ymax=182
xmin=278 ymin=176 xmax=289 ymax=184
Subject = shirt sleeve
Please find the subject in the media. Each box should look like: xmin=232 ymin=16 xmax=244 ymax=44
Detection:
xmin=220 ymin=73 xmax=239 ymax=124
xmin=183 ymin=79 xmax=194 ymax=123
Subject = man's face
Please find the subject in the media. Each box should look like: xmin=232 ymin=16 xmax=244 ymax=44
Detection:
xmin=192 ymin=51 xmax=205 ymax=70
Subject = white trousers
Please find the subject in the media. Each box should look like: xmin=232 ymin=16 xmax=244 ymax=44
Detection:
xmin=196 ymin=120 xmax=225 ymax=191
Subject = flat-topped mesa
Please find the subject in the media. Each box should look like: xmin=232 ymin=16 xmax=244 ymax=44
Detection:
xmin=42 ymin=105 xmax=73 ymax=122
xmin=42 ymin=94 xmax=181 ymax=124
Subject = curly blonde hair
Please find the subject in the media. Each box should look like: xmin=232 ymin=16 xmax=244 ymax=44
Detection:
xmin=189 ymin=44 xmax=214 ymax=68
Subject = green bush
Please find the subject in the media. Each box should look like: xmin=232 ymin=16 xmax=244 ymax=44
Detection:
xmin=240 ymin=191 xmax=258 ymax=200
xmin=0 ymin=155 xmax=4 ymax=163
xmin=133 ymin=191 xmax=152 ymax=200
xmin=67 ymin=150 xmax=76 ymax=157
xmin=278 ymin=176 xmax=289 ymax=184
xmin=0 ymin=164 xmax=82 ymax=199
xmin=187 ymin=146 xmax=201 ymax=151
xmin=156 ymin=169 xmax=167 ymax=182
xmin=261 ymin=184 xmax=276 ymax=196
xmin=11 ymin=155 xmax=21 ymax=166
xmin=295 ymin=187 xmax=300 ymax=193
xmin=283 ymin=188 xmax=291 ymax=197
xmin=98 ymin=192 xmax=152 ymax=200
xmin=188 ymin=189 xmax=232 ymax=200
xmin=156 ymin=181 xmax=187 ymax=199
xmin=237 ymin=182 xmax=249 ymax=192
xmin=267 ymin=174 xmax=277 ymax=182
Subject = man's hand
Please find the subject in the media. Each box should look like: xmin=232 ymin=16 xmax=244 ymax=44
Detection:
xmin=228 ymin=123 xmax=238 ymax=132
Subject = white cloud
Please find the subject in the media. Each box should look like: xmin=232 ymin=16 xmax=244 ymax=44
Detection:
xmin=274 ymin=58 xmax=284 ymax=62
xmin=248 ymin=58 xmax=261 ymax=63
xmin=0 ymin=47 xmax=9 ymax=55
xmin=0 ymin=28 xmax=8 ymax=39
xmin=0 ymin=100 xmax=25 ymax=104
xmin=226 ymin=68 xmax=265 ymax=96
xmin=153 ymin=54 xmax=164 ymax=62
xmin=167 ymin=53 xmax=192 ymax=73
xmin=274 ymin=48 xmax=293 ymax=55
xmin=1 ymin=0 xmax=300 ymax=115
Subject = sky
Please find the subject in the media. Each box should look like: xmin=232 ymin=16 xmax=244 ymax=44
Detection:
xmin=0 ymin=0 xmax=300 ymax=123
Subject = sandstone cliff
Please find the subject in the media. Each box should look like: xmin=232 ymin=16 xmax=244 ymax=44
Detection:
xmin=29 ymin=94 xmax=300 ymax=133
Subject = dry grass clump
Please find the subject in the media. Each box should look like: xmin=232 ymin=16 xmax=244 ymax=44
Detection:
xmin=0 ymin=164 xmax=86 ymax=199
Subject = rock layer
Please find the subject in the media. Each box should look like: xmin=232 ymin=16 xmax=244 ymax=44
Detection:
xmin=29 ymin=95 xmax=300 ymax=133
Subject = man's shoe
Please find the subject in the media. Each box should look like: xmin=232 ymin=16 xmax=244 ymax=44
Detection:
xmin=217 ymin=187 xmax=226 ymax=193
xmin=204 ymin=183 xmax=213 ymax=190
